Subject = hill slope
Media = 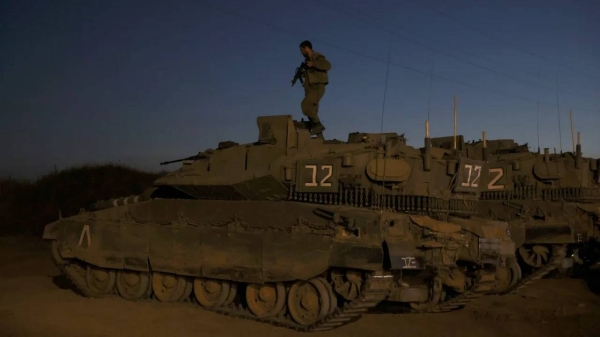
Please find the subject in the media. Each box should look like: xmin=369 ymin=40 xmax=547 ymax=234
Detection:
xmin=0 ymin=164 xmax=164 ymax=236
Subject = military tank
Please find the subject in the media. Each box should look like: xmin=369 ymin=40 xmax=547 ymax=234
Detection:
xmin=44 ymin=115 xmax=528 ymax=332
xmin=428 ymin=133 xmax=599 ymax=278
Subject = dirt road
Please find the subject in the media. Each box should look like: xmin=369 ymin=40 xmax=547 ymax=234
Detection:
xmin=1 ymin=236 xmax=599 ymax=337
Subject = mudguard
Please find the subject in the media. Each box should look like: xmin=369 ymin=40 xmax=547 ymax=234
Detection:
xmin=148 ymin=224 xmax=202 ymax=277
xmin=263 ymin=231 xmax=331 ymax=282
xmin=578 ymin=203 xmax=600 ymax=217
xmin=328 ymin=238 xmax=383 ymax=271
xmin=51 ymin=219 xmax=149 ymax=271
xmin=525 ymin=224 xmax=575 ymax=244
xmin=199 ymin=226 xmax=263 ymax=282
xmin=48 ymin=199 xmax=340 ymax=284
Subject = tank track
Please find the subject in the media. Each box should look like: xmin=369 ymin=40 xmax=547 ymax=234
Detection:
xmin=385 ymin=245 xmax=568 ymax=315
xmin=376 ymin=270 xmax=497 ymax=315
xmin=54 ymin=252 xmax=394 ymax=332
xmin=499 ymin=244 xmax=568 ymax=296
xmin=415 ymin=275 xmax=496 ymax=314
xmin=204 ymin=274 xmax=393 ymax=332
xmin=51 ymin=244 xmax=568 ymax=331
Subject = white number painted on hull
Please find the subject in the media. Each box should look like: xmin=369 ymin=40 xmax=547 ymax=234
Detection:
xmin=487 ymin=168 xmax=505 ymax=190
xmin=305 ymin=164 xmax=333 ymax=187
xmin=461 ymin=164 xmax=482 ymax=188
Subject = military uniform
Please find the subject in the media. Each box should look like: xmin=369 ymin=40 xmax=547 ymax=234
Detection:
xmin=301 ymin=51 xmax=331 ymax=134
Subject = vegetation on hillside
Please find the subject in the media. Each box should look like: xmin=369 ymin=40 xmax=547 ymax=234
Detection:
xmin=0 ymin=164 xmax=165 ymax=236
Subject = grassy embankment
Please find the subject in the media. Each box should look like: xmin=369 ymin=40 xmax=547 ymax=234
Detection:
xmin=0 ymin=164 xmax=164 ymax=236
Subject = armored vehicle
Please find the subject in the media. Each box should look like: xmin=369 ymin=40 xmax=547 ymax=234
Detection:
xmin=429 ymin=134 xmax=599 ymax=277
xmin=44 ymin=115 xmax=529 ymax=332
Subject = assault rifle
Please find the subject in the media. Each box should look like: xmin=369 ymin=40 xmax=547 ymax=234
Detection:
xmin=291 ymin=61 xmax=307 ymax=87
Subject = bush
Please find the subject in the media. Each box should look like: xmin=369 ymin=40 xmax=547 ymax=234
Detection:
xmin=0 ymin=164 xmax=164 ymax=236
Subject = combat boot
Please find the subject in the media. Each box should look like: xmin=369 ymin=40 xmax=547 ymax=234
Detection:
xmin=311 ymin=122 xmax=326 ymax=135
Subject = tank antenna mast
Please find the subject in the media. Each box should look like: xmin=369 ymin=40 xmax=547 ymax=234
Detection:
xmin=482 ymin=131 xmax=488 ymax=161
xmin=427 ymin=57 xmax=435 ymax=121
xmin=536 ymin=101 xmax=540 ymax=153
xmin=576 ymin=131 xmax=582 ymax=169
xmin=424 ymin=56 xmax=434 ymax=172
xmin=424 ymin=120 xmax=431 ymax=171
xmin=453 ymin=95 xmax=457 ymax=151
xmin=536 ymin=70 xmax=541 ymax=154
xmin=556 ymin=75 xmax=563 ymax=153
xmin=570 ymin=110 xmax=575 ymax=153
xmin=377 ymin=40 xmax=392 ymax=213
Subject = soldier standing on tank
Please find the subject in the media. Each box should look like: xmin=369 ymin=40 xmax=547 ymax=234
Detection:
xmin=299 ymin=40 xmax=331 ymax=135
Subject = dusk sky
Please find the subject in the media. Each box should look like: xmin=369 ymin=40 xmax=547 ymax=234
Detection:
xmin=1 ymin=0 xmax=599 ymax=179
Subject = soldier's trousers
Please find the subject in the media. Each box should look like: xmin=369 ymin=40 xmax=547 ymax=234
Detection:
xmin=301 ymin=83 xmax=326 ymax=122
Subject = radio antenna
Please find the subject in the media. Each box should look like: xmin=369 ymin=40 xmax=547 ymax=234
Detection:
xmin=377 ymin=41 xmax=392 ymax=213
xmin=570 ymin=110 xmax=575 ymax=153
xmin=427 ymin=57 xmax=435 ymax=121
xmin=453 ymin=95 xmax=457 ymax=151
xmin=536 ymin=101 xmax=540 ymax=153
xmin=556 ymin=75 xmax=563 ymax=153
xmin=380 ymin=42 xmax=391 ymax=134
xmin=536 ymin=70 xmax=540 ymax=153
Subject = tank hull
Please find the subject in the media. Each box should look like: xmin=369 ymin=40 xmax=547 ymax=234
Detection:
xmin=44 ymin=198 xmax=532 ymax=331
xmin=44 ymin=199 xmax=389 ymax=284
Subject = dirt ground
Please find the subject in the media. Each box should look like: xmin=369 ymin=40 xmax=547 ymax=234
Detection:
xmin=1 ymin=237 xmax=600 ymax=337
